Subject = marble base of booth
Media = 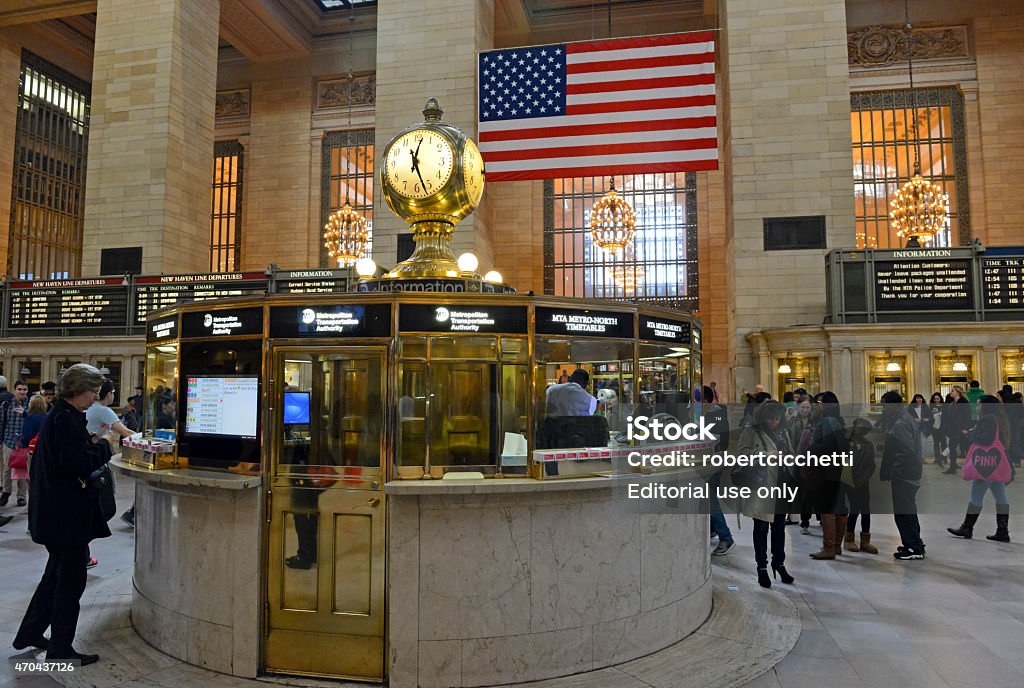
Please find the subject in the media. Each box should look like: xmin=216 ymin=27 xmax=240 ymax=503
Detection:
xmin=32 ymin=564 xmax=797 ymax=688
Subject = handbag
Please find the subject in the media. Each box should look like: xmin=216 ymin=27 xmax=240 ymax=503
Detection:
xmin=962 ymin=429 xmax=1012 ymax=483
xmin=85 ymin=464 xmax=118 ymax=521
xmin=8 ymin=445 xmax=29 ymax=470
xmin=932 ymin=411 xmax=942 ymax=429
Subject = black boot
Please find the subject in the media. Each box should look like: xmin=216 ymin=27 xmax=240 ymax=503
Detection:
xmin=947 ymin=506 xmax=981 ymax=538
xmin=757 ymin=567 xmax=771 ymax=588
xmin=986 ymin=508 xmax=1010 ymax=543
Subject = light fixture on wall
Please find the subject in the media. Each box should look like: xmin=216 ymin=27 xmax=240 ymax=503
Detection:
xmin=20 ymin=366 xmax=30 ymax=376
xmin=885 ymin=349 xmax=901 ymax=372
xmin=778 ymin=353 xmax=792 ymax=375
xmin=888 ymin=0 xmax=949 ymax=248
xmin=98 ymin=366 xmax=111 ymax=375
xmin=951 ymin=348 xmax=968 ymax=372
xmin=590 ymin=178 xmax=636 ymax=254
xmin=323 ymin=4 xmax=368 ymax=268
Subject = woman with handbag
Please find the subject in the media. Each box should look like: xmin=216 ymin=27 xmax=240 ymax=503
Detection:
xmin=943 ymin=387 xmax=971 ymax=475
xmin=13 ymin=364 xmax=112 ymax=666
xmin=737 ymin=400 xmax=794 ymax=588
xmin=8 ymin=394 xmax=48 ymax=492
xmin=947 ymin=395 xmax=1014 ymax=542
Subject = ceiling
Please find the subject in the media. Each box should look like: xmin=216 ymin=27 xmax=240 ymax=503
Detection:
xmin=0 ymin=0 xmax=718 ymax=63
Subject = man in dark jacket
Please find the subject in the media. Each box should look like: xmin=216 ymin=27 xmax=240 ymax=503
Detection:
xmin=878 ymin=390 xmax=925 ymax=560
xmin=14 ymin=364 xmax=111 ymax=665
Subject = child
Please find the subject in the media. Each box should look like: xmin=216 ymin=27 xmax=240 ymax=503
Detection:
xmin=843 ymin=418 xmax=878 ymax=553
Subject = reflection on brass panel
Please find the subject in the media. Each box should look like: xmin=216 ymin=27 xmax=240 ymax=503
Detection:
xmin=280 ymin=511 xmax=318 ymax=612
xmin=430 ymin=335 xmax=497 ymax=359
xmin=431 ymin=363 xmax=491 ymax=466
xmin=333 ymin=513 xmax=373 ymax=616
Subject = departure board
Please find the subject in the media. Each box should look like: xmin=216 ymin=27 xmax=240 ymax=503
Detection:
xmin=134 ymin=272 xmax=266 ymax=323
xmin=7 ymin=278 xmax=129 ymax=330
xmin=982 ymin=257 xmax=1024 ymax=310
xmin=874 ymin=259 xmax=973 ymax=311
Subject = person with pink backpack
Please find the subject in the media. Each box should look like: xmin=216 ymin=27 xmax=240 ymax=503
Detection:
xmin=947 ymin=395 xmax=1014 ymax=542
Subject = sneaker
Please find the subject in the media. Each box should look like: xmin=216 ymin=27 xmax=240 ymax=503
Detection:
xmin=893 ymin=548 xmax=925 ymax=560
xmin=712 ymin=539 xmax=736 ymax=556
xmin=16 ymin=497 xmax=26 ymax=507
xmin=121 ymin=508 xmax=135 ymax=529
xmin=85 ymin=557 xmax=99 ymax=569
xmin=800 ymin=526 xmax=811 ymax=535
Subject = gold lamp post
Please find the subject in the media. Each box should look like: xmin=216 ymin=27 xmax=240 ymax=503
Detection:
xmin=590 ymin=179 xmax=636 ymax=254
xmin=888 ymin=0 xmax=949 ymax=248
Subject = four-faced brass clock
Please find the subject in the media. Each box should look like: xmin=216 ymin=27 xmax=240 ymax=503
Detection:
xmin=380 ymin=98 xmax=486 ymax=226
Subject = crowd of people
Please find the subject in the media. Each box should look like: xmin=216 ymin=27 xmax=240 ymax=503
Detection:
xmin=703 ymin=381 xmax=1018 ymax=589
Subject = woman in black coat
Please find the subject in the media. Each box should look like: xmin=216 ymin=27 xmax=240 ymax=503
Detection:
xmin=13 ymin=364 xmax=111 ymax=665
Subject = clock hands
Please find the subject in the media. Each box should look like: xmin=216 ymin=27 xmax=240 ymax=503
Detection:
xmin=410 ymin=138 xmax=428 ymax=191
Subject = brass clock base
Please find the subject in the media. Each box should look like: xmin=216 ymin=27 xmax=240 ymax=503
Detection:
xmin=385 ymin=220 xmax=460 ymax=278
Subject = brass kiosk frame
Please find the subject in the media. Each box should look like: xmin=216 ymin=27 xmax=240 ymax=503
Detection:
xmin=139 ymin=292 xmax=701 ymax=682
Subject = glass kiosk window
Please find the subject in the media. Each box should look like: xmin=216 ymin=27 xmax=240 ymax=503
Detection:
xmin=534 ymin=338 xmax=634 ymax=446
xmin=639 ymin=343 xmax=692 ymax=425
xmin=144 ymin=345 xmax=178 ymax=432
xmin=396 ymin=335 xmax=529 ymax=478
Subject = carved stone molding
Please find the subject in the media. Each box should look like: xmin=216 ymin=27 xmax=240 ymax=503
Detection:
xmin=317 ymin=73 xmax=376 ymax=110
xmin=848 ymin=25 xmax=969 ymax=67
xmin=216 ymin=89 xmax=251 ymax=119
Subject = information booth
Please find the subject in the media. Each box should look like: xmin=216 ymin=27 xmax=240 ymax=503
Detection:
xmin=117 ymin=291 xmax=711 ymax=686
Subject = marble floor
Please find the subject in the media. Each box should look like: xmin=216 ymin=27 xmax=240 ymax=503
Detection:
xmin=1 ymin=466 xmax=1022 ymax=688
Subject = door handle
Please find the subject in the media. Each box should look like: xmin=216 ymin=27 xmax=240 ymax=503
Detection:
xmin=359 ymin=497 xmax=381 ymax=508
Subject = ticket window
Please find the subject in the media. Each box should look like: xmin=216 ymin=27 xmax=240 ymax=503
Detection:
xmin=775 ymin=355 xmax=820 ymax=398
xmin=933 ymin=352 xmax=975 ymax=399
xmin=639 ymin=343 xmax=692 ymax=427
xmin=1000 ymin=352 xmax=1024 ymax=395
xmin=868 ymin=354 xmax=908 ymax=406
xmin=396 ymin=335 xmax=529 ymax=478
xmin=534 ymin=338 xmax=634 ymax=447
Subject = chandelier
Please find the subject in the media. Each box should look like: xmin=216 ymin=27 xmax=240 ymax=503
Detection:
xmin=888 ymin=1 xmax=949 ymax=247
xmin=323 ymin=5 xmax=368 ymax=269
xmin=590 ymin=179 xmax=636 ymax=253
xmin=323 ymin=202 xmax=368 ymax=267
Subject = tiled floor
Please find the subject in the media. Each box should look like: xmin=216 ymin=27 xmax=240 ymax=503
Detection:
xmin=2 ymin=466 xmax=1022 ymax=688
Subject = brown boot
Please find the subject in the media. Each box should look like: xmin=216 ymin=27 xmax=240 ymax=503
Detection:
xmin=859 ymin=532 xmax=878 ymax=554
xmin=810 ymin=514 xmax=836 ymax=559
xmin=834 ymin=515 xmax=848 ymax=554
xmin=843 ymin=531 xmax=860 ymax=552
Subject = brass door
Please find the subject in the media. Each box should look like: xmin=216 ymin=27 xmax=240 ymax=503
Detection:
xmin=265 ymin=347 xmax=386 ymax=681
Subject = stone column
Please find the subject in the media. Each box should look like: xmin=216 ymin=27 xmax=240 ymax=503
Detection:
xmin=81 ymin=0 xmax=221 ymax=276
xmin=721 ymin=0 xmax=855 ymax=385
xmin=373 ymin=0 xmax=495 ymax=272
xmin=0 ymin=36 xmax=21 ymax=272
xmin=241 ymin=61 xmax=314 ymax=271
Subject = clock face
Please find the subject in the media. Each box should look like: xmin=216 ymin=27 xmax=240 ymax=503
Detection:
xmin=385 ymin=129 xmax=454 ymax=199
xmin=462 ymin=138 xmax=485 ymax=208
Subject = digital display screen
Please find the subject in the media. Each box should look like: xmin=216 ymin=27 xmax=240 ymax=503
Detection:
xmin=982 ymin=257 xmax=1024 ymax=310
xmin=639 ymin=316 xmax=691 ymax=344
xmin=873 ymin=259 xmax=973 ymax=311
xmin=283 ymin=392 xmax=310 ymax=424
xmin=134 ymin=272 xmax=267 ymax=324
xmin=534 ymin=306 xmax=634 ymax=338
xmin=7 ymin=278 xmax=129 ymax=330
xmin=398 ymin=304 xmax=528 ymax=333
xmin=268 ymin=304 xmax=392 ymax=338
xmin=184 ymin=376 xmax=259 ymax=438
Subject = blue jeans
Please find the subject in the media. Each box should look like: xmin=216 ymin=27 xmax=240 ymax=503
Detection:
xmin=970 ymin=480 xmax=1008 ymax=506
xmin=709 ymin=472 xmax=732 ymax=541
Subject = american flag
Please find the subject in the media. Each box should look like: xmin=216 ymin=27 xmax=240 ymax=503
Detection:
xmin=477 ymin=32 xmax=717 ymax=182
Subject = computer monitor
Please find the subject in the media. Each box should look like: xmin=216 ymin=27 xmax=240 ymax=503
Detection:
xmin=283 ymin=391 xmax=310 ymax=424
xmin=184 ymin=376 xmax=259 ymax=439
